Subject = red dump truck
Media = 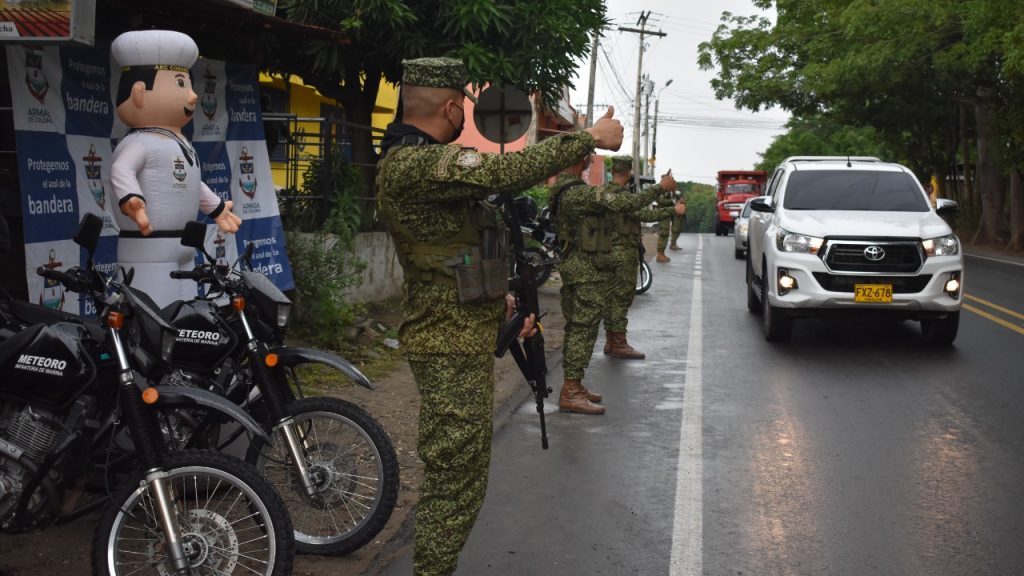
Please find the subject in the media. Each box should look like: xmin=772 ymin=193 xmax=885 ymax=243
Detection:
xmin=715 ymin=170 xmax=768 ymax=236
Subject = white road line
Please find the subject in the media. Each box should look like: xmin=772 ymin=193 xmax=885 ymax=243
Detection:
xmin=670 ymin=234 xmax=703 ymax=576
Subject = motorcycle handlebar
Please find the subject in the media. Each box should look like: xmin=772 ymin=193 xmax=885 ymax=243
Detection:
xmin=169 ymin=269 xmax=206 ymax=280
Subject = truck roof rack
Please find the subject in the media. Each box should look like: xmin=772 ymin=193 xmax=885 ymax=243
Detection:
xmin=782 ymin=156 xmax=882 ymax=163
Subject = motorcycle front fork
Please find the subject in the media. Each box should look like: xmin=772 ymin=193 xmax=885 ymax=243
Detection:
xmin=238 ymin=311 xmax=319 ymax=497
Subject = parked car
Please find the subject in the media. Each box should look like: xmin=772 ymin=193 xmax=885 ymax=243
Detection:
xmin=733 ymin=197 xmax=759 ymax=260
xmin=746 ymin=156 xmax=963 ymax=344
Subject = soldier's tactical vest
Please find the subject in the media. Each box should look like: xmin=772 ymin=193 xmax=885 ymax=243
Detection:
xmin=614 ymin=212 xmax=642 ymax=237
xmin=377 ymin=144 xmax=508 ymax=304
xmin=550 ymin=178 xmax=613 ymax=255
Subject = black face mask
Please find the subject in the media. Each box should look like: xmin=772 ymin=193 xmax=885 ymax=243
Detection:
xmin=447 ymin=102 xmax=465 ymax=142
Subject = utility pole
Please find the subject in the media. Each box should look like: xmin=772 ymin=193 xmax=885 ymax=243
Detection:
xmin=619 ymin=11 xmax=666 ymax=179
xmin=642 ymin=76 xmax=654 ymax=176
xmin=585 ymin=32 xmax=599 ymax=128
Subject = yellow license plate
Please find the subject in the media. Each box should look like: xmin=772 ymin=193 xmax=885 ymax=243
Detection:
xmin=854 ymin=284 xmax=893 ymax=303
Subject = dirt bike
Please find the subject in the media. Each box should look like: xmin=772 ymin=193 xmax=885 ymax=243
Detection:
xmin=135 ymin=220 xmax=399 ymax=556
xmin=0 ymin=214 xmax=294 ymax=575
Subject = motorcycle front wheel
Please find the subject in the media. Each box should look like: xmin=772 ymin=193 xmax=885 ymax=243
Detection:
xmin=92 ymin=449 xmax=294 ymax=576
xmin=636 ymin=260 xmax=653 ymax=294
xmin=247 ymin=396 xmax=400 ymax=556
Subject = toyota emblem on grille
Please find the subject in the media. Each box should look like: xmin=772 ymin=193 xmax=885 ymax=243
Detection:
xmin=863 ymin=245 xmax=886 ymax=261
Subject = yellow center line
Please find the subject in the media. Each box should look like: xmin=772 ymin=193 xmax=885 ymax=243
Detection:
xmin=964 ymin=293 xmax=1024 ymax=322
xmin=962 ymin=303 xmax=1024 ymax=336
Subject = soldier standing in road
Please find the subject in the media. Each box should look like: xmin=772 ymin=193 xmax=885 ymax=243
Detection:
xmin=375 ymin=57 xmax=623 ymax=576
xmin=655 ymin=186 xmax=686 ymax=262
xmin=552 ymin=156 xmax=684 ymax=414
xmin=602 ymin=155 xmax=679 ymax=359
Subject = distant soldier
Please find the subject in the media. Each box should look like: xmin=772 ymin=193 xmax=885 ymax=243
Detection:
xmin=602 ymin=155 xmax=679 ymax=359
xmin=551 ymin=154 xmax=681 ymax=414
xmin=375 ymin=57 xmax=623 ymax=576
xmin=655 ymin=186 xmax=686 ymax=262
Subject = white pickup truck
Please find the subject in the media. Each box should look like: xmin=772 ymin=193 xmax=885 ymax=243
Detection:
xmin=745 ymin=156 xmax=963 ymax=344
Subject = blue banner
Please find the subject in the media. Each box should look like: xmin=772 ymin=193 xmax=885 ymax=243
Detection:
xmin=6 ymin=43 xmax=294 ymax=313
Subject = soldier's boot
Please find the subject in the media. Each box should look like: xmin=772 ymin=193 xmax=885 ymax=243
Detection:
xmin=603 ymin=330 xmax=613 ymax=355
xmin=656 ymin=250 xmax=671 ymax=263
xmin=559 ymin=379 xmax=605 ymax=415
xmin=609 ymin=331 xmax=646 ymax=359
xmin=579 ymin=382 xmax=603 ymax=403
xmin=669 ymin=240 xmax=681 ymax=251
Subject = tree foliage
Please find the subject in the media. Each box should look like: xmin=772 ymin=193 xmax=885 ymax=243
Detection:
xmin=264 ymin=0 xmax=605 ymax=231
xmin=698 ymin=0 xmax=1024 ymax=245
xmin=756 ymin=114 xmax=895 ymax=172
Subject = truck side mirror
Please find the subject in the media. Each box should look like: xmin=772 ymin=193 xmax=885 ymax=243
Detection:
xmin=935 ymin=198 xmax=959 ymax=216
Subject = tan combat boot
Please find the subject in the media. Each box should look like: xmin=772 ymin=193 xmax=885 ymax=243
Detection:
xmin=559 ymin=379 xmax=605 ymax=414
xmin=656 ymin=250 xmax=671 ymax=263
xmin=603 ymin=330 xmax=613 ymax=355
xmin=580 ymin=382 xmax=602 ymax=403
xmin=609 ymin=331 xmax=646 ymax=359
xmin=669 ymin=241 xmax=681 ymax=251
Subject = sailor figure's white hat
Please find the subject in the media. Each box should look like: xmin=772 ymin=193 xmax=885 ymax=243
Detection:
xmin=111 ymin=30 xmax=199 ymax=73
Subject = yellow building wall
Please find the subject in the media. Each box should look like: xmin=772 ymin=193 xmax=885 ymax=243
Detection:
xmin=258 ymin=74 xmax=398 ymax=191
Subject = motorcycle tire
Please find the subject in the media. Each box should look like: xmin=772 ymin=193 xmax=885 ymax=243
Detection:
xmin=246 ymin=396 xmax=400 ymax=556
xmin=520 ymin=247 xmax=553 ymax=286
xmin=92 ymin=449 xmax=294 ymax=576
xmin=635 ymin=260 xmax=653 ymax=294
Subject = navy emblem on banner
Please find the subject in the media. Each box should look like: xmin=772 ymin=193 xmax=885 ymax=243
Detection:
xmin=238 ymin=146 xmax=257 ymax=199
xmin=82 ymin=143 xmax=105 ymax=208
xmin=24 ymin=47 xmax=48 ymax=103
xmin=39 ymin=249 xmax=65 ymax=310
xmin=202 ymin=64 xmax=218 ymax=121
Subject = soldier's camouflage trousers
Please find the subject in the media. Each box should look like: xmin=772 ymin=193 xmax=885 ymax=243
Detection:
xmin=602 ymin=247 xmax=639 ymax=332
xmin=657 ymin=215 xmax=685 ymax=252
xmin=408 ymin=353 xmax=495 ymax=576
xmin=561 ymin=280 xmax=608 ymax=380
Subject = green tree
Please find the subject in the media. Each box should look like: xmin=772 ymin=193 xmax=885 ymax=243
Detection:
xmin=274 ymin=0 xmax=607 ymax=203
xmin=756 ymin=114 xmax=895 ymax=171
xmin=698 ymin=0 xmax=1024 ymax=244
xmin=680 ymin=182 xmax=717 ymax=233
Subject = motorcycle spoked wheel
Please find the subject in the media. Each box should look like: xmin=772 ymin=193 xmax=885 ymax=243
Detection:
xmin=92 ymin=449 xmax=294 ymax=576
xmin=246 ymin=396 xmax=400 ymax=556
xmin=519 ymin=247 xmax=554 ymax=286
xmin=635 ymin=260 xmax=653 ymax=294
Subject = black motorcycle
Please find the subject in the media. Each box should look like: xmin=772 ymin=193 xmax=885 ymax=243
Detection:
xmin=140 ymin=221 xmax=399 ymax=556
xmin=514 ymin=197 xmax=560 ymax=286
xmin=0 ymin=214 xmax=294 ymax=575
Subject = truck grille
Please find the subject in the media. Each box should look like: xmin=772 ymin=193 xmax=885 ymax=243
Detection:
xmin=812 ymin=273 xmax=932 ymax=294
xmin=822 ymin=240 xmax=923 ymax=273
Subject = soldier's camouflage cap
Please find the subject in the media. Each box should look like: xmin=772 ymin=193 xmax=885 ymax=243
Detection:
xmin=402 ymin=57 xmax=478 ymax=103
xmin=610 ymin=155 xmax=633 ymax=172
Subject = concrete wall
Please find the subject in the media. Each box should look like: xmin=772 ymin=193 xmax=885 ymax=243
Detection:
xmin=343 ymin=231 xmax=405 ymax=303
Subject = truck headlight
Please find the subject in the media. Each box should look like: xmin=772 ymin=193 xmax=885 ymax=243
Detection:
xmin=922 ymin=234 xmax=959 ymax=256
xmin=776 ymin=228 xmax=823 ymax=254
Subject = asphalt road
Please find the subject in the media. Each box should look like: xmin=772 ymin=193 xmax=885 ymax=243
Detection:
xmin=378 ymin=233 xmax=1024 ymax=576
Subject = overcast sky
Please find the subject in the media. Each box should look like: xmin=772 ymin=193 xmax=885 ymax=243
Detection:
xmin=570 ymin=0 xmax=789 ymax=185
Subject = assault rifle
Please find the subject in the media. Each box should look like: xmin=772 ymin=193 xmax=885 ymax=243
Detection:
xmin=494 ymin=193 xmax=551 ymax=449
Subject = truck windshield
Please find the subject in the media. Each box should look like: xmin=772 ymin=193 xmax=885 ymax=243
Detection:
xmin=784 ymin=170 xmax=929 ymax=212
xmin=727 ymin=183 xmax=756 ymax=193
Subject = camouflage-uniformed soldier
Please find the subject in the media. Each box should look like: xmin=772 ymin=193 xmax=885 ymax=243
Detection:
xmin=375 ymin=57 xmax=623 ymax=576
xmin=551 ymin=155 xmax=671 ymax=414
xmin=655 ymin=186 xmax=686 ymax=262
xmin=601 ymin=155 xmax=681 ymax=359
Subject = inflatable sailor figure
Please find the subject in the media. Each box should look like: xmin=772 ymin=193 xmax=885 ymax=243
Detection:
xmin=110 ymin=30 xmax=241 ymax=307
